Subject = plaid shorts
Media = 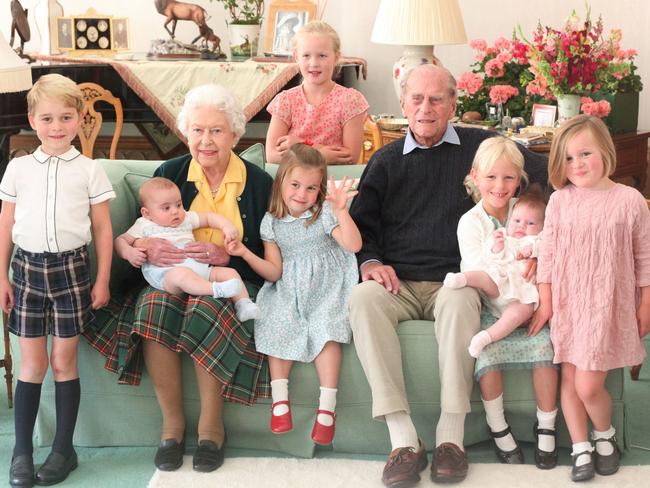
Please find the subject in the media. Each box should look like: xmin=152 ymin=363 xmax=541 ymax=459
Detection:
xmin=9 ymin=246 xmax=93 ymax=338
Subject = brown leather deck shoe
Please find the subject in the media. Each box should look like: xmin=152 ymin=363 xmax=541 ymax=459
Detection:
xmin=430 ymin=443 xmax=468 ymax=483
xmin=381 ymin=440 xmax=428 ymax=488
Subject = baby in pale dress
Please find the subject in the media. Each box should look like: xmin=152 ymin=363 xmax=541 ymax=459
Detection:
xmin=444 ymin=191 xmax=546 ymax=358
xmin=115 ymin=177 xmax=259 ymax=322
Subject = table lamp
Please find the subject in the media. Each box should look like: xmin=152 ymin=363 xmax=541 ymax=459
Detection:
xmin=0 ymin=31 xmax=32 ymax=93
xmin=371 ymin=0 xmax=467 ymax=99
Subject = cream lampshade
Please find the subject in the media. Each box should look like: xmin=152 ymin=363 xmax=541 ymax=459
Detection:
xmin=372 ymin=0 xmax=467 ymax=98
xmin=0 ymin=31 xmax=32 ymax=93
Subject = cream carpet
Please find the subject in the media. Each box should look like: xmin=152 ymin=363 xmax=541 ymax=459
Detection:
xmin=148 ymin=456 xmax=650 ymax=488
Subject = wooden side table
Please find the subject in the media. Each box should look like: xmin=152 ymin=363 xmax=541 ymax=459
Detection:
xmin=529 ymin=131 xmax=650 ymax=190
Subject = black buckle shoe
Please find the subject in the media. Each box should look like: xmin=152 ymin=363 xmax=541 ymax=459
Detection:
xmin=488 ymin=425 xmax=524 ymax=464
xmin=10 ymin=455 xmax=34 ymax=487
xmin=35 ymin=450 xmax=77 ymax=486
xmin=154 ymin=438 xmax=185 ymax=471
xmin=193 ymin=440 xmax=225 ymax=472
xmin=571 ymin=450 xmax=595 ymax=482
xmin=594 ymin=436 xmax=621 ymax=476
xmin=533 ymin=421 xmax=558 ymax=469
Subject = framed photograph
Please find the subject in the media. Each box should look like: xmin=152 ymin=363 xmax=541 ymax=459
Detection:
xmin=531 ymin=103 xmax=557 ymax=127
xmin=111 ymin=17 xmax=130 ymax=51
xmin=265 ymin=1 xmax=317 ymax=55
xmin=56 ymin=17 xmax=74 ymax=50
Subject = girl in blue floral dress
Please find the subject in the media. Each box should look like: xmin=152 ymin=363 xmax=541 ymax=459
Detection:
xmin=226 ymin=143 xmax=360 ymax=445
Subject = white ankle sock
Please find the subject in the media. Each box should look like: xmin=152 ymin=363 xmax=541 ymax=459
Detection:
xmin=536 ymin=407 xmax=557 ymax=453
xmin=385 ymin=411 xmax=419 ymax=450
xmin=443 ymin=272 xmax=467 ymax=289
xmin=572 ymin=441 xmax=594 ymax=467
xmin=435 ymin=412 xmax=465 ymax=450
xmin=593 ymin=426 xmax=616 ymax=455
xmin=235 ymin=298 xmax=259 ymax=321
xmin=270 ymin=379 xmax=289 ymax=416
xmin=317 ymin=387 xmax=337 ymax=426
xmin=468 ymin=330 xmax=492 ymax=358
xmin=482 ymin=395 xmax=517 ymax=452
xmin=212 ymin=278 xmax=241 ymax=298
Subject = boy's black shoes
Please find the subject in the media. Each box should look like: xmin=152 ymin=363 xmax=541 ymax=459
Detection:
xmin=10 ymin=455 xmax=34 ymax=487
xmin=35 ymin=450 xmax=77 ymax=485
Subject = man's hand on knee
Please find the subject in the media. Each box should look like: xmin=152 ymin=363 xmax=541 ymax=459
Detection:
xmin=360 ymin=262 xmax=400 ymax=294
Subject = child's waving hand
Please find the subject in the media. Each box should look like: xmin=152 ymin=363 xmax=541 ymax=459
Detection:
xmin=325 ymin=176 xmax=358 ymax=212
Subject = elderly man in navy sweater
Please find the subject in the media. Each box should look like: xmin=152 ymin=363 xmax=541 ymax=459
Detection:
xmin=349 ymin=64 xmax=548 ymax=486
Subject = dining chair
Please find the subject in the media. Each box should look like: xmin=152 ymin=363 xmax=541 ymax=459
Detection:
xmin=77 ymin=82 xmax=124 ymax=159
xmin=359 ymin=115 xmax=383 ymax=164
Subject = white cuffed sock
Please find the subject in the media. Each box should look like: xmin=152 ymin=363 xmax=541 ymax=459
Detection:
xmin=385 ymin=411 xmax=419 ymax=450
xmin=593 ymin=426 xmax=616 ymax=456
xmin=212 ymin=278 xmax=241 ymax=298
xmin=536 ymin=407 xmax=557 ymax=453
xmin=270 ymin=379 xmax=289 ymax=416
xmin=443 ymin=272 xmax=467 ymax=289
xmin=317 ymin=387 xmax=337 ymax=426
xmin=468 ymin=330 xmax=492 ymax=358
xmin=572 ymin=441 xmax=594 ymax=467
xmin=435 ymin=412 xmax=465 ymax=450
xmin=235 ymin=298 xmax=259 ymax=321
xmin=483 ymin=394 xmax=517 ymax=452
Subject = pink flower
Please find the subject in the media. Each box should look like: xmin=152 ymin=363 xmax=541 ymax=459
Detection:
xmin=489 ymin=85 xmax=520 ymax=104
xmin=494 ymin=36 xmax=512 ymax=51
xmin=457 ymin=72 xmax=484 ymax=96
xmin=485 ymin=58 xmax=505 ymax=78
xmin=470 ymin=39 xmax=488 ymax=51
xmin=580 ymin=98 xmax=611 ymax=118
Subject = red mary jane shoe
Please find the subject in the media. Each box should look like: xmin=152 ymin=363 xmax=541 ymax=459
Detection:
xmin=270 ymin=400 xmax=293 ymax=434
xmin=311 ymin=409 xmax=336 ymax=445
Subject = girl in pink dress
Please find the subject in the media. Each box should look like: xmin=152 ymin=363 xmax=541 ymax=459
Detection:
xmin=265 ymin=21 xmax=369 ymax=164
xmin=532 ymin=115 xmax=650 ymax=482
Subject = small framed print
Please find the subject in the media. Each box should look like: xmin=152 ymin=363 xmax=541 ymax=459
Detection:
xmin=265 ymin=1 xmax=317 ymax=55
xmin=531 ymin=103 xmax=557 ymax=128
xmin=56 ymin=17 xmax=74 ymax=51
xmin=111 ymin=17 xmax=130 ymax=51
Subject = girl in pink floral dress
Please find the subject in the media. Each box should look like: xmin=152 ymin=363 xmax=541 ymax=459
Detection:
xmin=532 ymin=115 xmax=650 ymax=482
xmin=265 ymin=21 xmax=368 ymax=164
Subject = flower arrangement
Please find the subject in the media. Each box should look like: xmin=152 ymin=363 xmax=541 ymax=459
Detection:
xmin=522 ymin=8 xmax=642 ymax=97
xmin=210 ymin=0 xmax=264 ymax=24
xmin=456 ymin=36 xmax=548 ymax=121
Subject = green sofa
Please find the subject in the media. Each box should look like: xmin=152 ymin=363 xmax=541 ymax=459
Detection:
xmin=6 ymin=151 xmax=626 ymax=457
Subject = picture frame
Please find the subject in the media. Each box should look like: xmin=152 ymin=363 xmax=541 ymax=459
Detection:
xmin=56 ymin=17 xmax=74 ymax=51
xmin=264 ymin=1 xmax=317 ymax=56
xmin=531 ymin=103 xmax=557 ymax=127
xmin=111 ymin=17 xmax=130 ymax=51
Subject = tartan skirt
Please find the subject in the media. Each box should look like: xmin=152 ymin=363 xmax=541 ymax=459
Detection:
xmin=84 ymin=285 xmax=270 ymax=405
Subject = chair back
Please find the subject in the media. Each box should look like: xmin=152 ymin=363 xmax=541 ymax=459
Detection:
xmin=77 ymin=83 xmax=124 ymax=159
xmin=359 ymin=115 xmax=383 ymax=163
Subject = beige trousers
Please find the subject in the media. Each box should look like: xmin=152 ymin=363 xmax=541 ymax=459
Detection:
xmin=349 ymin=279 xmax=481 ymax=419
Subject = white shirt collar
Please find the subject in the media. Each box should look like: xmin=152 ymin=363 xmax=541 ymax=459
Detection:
xmin=279 ymin=209 xmax=314 ymax=222
xmin=33 ymin=146 xmax=81 ymax=163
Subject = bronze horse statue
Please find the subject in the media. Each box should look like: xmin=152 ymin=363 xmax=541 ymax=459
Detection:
xmin=154 ymin=0 xmax=209 ymax=39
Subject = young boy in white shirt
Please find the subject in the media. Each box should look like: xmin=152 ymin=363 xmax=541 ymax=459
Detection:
xmin=0 ymin=74 xmax=115 ymax=487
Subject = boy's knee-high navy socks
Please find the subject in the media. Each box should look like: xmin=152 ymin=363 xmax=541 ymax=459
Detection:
xmin=52 ymin=378 xmax=81 ymax=457
xmin=13 ymin=380 xmax=43 ymax=458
